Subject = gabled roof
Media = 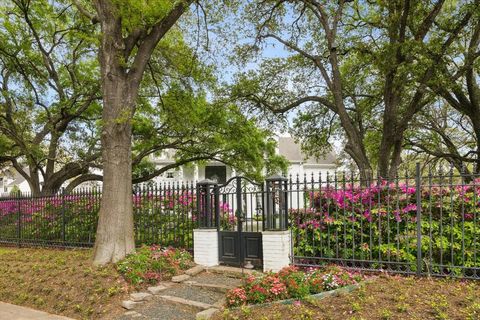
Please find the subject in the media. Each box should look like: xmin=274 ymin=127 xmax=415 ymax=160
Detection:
xmin=0 ymin=167 xmax=27 ymax=186
xmin=278 ymin=137 xmax=336 ymax=165
xmin=7 ymin=172 xmax=26 ymax=187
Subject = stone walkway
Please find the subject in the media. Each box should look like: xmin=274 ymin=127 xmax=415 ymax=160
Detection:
xmin=0 ymin=302 xmax=73 ymax=320
xmin=119 ymin=266 xmax=252 ymax=320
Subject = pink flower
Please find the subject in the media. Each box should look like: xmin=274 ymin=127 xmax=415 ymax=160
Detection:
xmin=402 ymin=204 xmax=417 ymax=213
xmin=363 ymin=210 xmax=372 ymax=222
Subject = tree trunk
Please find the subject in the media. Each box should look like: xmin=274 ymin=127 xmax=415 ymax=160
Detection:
xmin=92 ymin=3 xmax=136 ymax=264
xmin=90 ymin=0 xmax=190 ymax=264
xmin=327 ymin=40 xmax=373 ymax=182
xmin=388 ymin=137 xmax=403 ymax=178
xmin=27 ymin=165 xmax=41 ymax=196
xmin=93 ymin=76 xmax=136 ymax=265
xmin=345 ymin=142 xmax=373 ymax=182
xmin=378 ymin=119 xmax=397 ymax=178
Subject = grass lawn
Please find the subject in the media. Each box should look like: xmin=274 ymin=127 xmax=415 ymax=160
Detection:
xmin=218 ymin=274 xmax=480 ymax=320
xmin=0 ymin=247 xmax=129 ymax=319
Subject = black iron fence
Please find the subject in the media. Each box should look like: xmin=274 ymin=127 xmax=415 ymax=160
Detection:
xmin=195 ymin=176 xmax=287 ymax=232
xmin=1 ymin=163 xmax=479 ymax=279
xmin=290 ymin=164 xmax=480 ymax=279
xmin=0 ymin=182 xmax=197 ymax=249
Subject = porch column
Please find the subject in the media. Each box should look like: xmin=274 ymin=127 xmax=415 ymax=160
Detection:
xmin=193 ymin=164 xmax=199 ymax=182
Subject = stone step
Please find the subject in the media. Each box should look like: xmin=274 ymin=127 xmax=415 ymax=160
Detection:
xmin=185 ymin=265 xmax=205 ymax=276
xmin=158 ymin=282 xmax=225 ymax=307
xmin=159 ymin=295 xmax=214 ymax=310
xmin=196 ymin=308 xmax=219 ymax=320
xmin=206 ymin=265 xmax=259 ymax=278
xmin=184 ymin=280 xmax=234 ymax=293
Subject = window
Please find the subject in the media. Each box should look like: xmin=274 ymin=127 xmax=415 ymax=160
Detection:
xmin=205 ymin=166 xmax=227 ymax=184
xmin=166 ymin=172 xmax=174 ymax=179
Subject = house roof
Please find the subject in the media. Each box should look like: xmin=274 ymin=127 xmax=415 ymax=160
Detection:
xmin=0 ymin=167 xmax=27 ymax=187
xmin=149 ymin=137 xmax=337 ymax=167
xmin=277 ymin=137 xmax=336 ymax=165
xmin=5 ymin=169 xmax=26 ymax=187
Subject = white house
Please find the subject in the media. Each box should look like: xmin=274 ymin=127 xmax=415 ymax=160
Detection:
xmin=0 ymin=137 xmax=337 ymax=195
xmin=277 ymin=137 xmax=337 ymax=180
xmin=0 ymin=167 xmax=32 ymax=196
xmin=150 ymin=137 xmax=337 ymax=184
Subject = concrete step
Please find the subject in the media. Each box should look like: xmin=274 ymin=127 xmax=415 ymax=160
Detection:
xmin=185 ymin=280 xmax=235 ymax=293
xmin=158 ymin=295 xmax=214 ymax=310
xmin=206 ymin=265 xmax=259 ymax=278
xmin=158 ymin=281 xmax=225 ymax=307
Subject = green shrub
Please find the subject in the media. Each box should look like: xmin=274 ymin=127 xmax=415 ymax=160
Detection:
xmin=116 ymin=245 xmax=193 ymax=285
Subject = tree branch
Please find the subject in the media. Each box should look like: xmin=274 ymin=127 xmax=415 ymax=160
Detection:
xmin=72 ymin=0 xmax=98 ymax=23
xmin=128 ymin=1 xmax=194 ymax=85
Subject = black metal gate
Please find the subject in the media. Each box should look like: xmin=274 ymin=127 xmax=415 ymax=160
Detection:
xmin=217 ymin=177 xmax=264 ymax=268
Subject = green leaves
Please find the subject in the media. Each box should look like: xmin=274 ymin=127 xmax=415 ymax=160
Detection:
xmin=226 ymin=0 xmax=479 ymax=173
xmin=110 ymin=0 xmax=178 ymax=29
xmin=132 ymin=84 xmax=288 ymax=181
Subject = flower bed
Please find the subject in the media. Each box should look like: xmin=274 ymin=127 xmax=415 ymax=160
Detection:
xmin=225 ymin=266 xmax=365 ymax=307
xmin=116 ymin=245 xmax=194 ymax=286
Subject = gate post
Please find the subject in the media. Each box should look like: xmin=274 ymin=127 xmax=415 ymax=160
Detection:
xmin=193 ymin=179 xmax=219 ymax=267
xmin=263 ymin=174 xmax=291 ymax=272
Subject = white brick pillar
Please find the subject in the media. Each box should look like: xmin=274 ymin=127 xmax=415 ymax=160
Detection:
xmin=262 ymin=230 xmax=292 ymax=272
xmin=193 ymin=229 xmax=219 ymax=267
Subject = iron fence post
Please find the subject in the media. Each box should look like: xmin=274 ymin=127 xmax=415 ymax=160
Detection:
xmin=205 ymin=184 xmax=211 ymax=227
xmin=214 ymin=185 xmax=220 ymax=231
xmin=16 ymin=191 xmax=21 ymax=247
xmin=61 ymin=188 xmax=66 ymax=243
xmin=416 ymin=163 xmax=422 ymax=276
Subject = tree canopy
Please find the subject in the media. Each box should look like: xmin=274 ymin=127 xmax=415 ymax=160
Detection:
xmin=227 ymin=0 xmax=479 ymax=178
xmin=0 ymin=0 xmax=286 ymax=197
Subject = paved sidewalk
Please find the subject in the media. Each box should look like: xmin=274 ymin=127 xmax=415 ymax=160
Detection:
xmin=0 ymin=302 xmax=73 ymax=320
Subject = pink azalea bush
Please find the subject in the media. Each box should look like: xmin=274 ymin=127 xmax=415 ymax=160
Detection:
xmin=225 ymin=265 xmax=363 ymax=307
xmin=292 ymin=178 xmax=480 ymax=274
xmin=0 ymin=190 xmax=231 ymax=247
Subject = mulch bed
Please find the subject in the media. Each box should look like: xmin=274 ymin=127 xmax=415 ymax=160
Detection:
xmin=0 ymin=247 xmax=129 ymax=319
xmin=216 ymin=274 xmax=480 ymax=320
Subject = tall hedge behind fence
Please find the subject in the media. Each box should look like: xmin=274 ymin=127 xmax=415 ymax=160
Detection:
xmin=290 ymin=164 xmax=480 ymax=279
xmin=0 ymin=182 xmax=197 ymax=249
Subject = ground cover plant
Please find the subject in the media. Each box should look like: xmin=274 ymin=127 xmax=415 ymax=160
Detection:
xmin=116 ymin=245 xmax=194 ymax=286
xmin=225 ymin=266 xmax=364 ymax=307
xmin=218 ymin=274 xmax=480 ymax=320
